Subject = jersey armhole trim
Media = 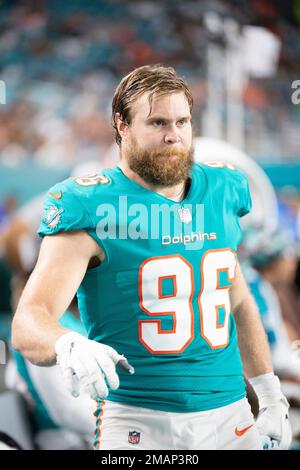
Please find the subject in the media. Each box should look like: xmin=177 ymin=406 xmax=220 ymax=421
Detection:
xmin=71 ymin=190 xmax=110 ymax=273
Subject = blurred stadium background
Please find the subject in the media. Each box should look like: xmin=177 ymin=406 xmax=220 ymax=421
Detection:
xmin=0 ymin=0 xmax=300 ymax=450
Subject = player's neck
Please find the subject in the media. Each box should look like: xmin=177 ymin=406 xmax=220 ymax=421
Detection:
xmin=119 ymin=160 xmax=187 ymax=201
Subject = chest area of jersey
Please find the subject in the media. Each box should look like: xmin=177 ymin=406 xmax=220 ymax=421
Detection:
xmin=93 ymin=195 xmax=238 ymax=353
xmin=94 ymin=191 xmax=237 ymax=258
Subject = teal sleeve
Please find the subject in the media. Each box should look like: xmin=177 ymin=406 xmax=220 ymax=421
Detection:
xmin=234 ymin=170 xmax=252 ymax=218
xmin=37 ymin=179 xmax=92 ymax=237
xmin=59 ymin=311 xmax=87 ymax=336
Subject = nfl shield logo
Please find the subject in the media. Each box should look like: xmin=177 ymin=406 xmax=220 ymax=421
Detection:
xmin=128 ymin=431 xmax=141 ymax=445
xmin=178 ymin=207 xmax=192 ymax=224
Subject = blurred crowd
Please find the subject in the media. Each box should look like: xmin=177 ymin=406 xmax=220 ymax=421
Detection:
xmin=0 ymin=0 xmax=299 ymax=170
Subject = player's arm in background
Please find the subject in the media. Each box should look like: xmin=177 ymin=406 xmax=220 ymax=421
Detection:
xmin=231 ymin=261 xmax=292 ymax=449
xmin=11 ymin=230 xmax=101 ymax=365
xmin=230 ymin=261 xmax=273 ymax=376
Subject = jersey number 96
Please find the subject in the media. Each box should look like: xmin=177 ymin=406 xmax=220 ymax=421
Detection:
xmin=138 ymin=249 xmax=236 ymax=353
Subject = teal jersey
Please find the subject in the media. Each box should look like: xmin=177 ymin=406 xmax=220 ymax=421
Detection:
xmin=38 ymin=162 xmax=251 ymax=412
xmin=243 ymin=265 xmax=277 ymax=347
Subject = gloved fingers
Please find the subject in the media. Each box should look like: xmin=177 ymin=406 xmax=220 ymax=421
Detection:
xmin=70 ymin=349 xmax=100 ymax=379
xmin=262 ymin=435 xmax=272 ymax=450
xmin=80 ymin=371 xmax=109 ymax=400
xmin=280 ymin=421 xmax=292 ymax=450
xmin=97 ymin=344 xmax=123 ymax=364
xmin=102 ymin=345 xmax=135 ymax=372
xmin=261 ymin=435 xmax=279 ymax=450
xmin=70 ymin=351 xmax=109 ymax=398
xmin=57 ymin=348 xmax=101 ymax=398
xmin=57 ymin=351 xmax=71 ymax=370
xmin=90 ymin=375 xmax=109 ymax=400
xmin=93 ymin=351 xmax=119 ymax=390
xmin=91 ymin=342 xmax=135 ymax=375
xmin=62 ymin=367 xmax=80 ymax=398
xmin=257 ymin=421 xmax=278 ymax=438
xmin=86 ymin=383 xmax=101 ymax=401
xmin=257 ymin=410 xmax=292 ymax=450
xmin=65 ymin=345 xmax=119 ymax=395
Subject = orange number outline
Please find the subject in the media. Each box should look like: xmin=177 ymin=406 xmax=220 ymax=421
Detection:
xmin=138 ymin=254 xmax=195 ymax=354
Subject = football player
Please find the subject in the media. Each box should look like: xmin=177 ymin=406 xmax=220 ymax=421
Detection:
xmin=12 ymin=65 xmax=291 ymax=450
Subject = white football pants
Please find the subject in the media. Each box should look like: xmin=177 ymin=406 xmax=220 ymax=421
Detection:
xmin=94 ymin=397 xmax=262 ymax=450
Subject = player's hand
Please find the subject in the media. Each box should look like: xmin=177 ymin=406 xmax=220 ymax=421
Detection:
xmin=249 ymin=374 xmax=292 ymax=450
xmin=55 ymin=332 xmax=134 ymax=400
xmin=256 ymin=396 xmax=292 ymax=449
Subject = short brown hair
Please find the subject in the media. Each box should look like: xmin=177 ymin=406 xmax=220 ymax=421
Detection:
xmin=112 ymin=64 xmax=193 ymax=146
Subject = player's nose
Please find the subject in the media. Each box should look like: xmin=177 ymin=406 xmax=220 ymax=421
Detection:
xmin=163 ymin=124 xmax=180 ymax=144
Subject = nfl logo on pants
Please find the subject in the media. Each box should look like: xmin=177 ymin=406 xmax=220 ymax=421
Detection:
xmin=128 ymin=431 xmax=140 ymax=445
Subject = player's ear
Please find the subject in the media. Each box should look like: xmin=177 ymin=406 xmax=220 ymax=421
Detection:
xmin=115 ymin=113 xmax=128 ymax=140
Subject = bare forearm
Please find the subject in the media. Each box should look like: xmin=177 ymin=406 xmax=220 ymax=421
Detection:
xmin=233 ymin=295 xmax=273 ymax=379
xmin=12 ymin=304 xmax=70 ymax=366
xmin=12 ymin=266 xmax=76 ymax=365
xmin=11 ymin=232 xmax=99 ymax=366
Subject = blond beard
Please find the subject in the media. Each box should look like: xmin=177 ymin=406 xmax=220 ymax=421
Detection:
xmin=125 ymin=138 xmax=194 ymax=186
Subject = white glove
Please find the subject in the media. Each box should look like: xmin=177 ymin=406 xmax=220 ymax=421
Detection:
xmin=55 ymin=332 xmax=134 ymax=400
xmin=249 ymin=373 xmax=292 ymax=450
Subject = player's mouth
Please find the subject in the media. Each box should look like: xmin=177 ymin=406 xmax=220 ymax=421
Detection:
xmin=156 ymin=153 xmax=180 ymax=160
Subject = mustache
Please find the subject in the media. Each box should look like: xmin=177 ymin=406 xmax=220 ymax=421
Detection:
xmin=147 ymin=146 xmax=191 ymax=159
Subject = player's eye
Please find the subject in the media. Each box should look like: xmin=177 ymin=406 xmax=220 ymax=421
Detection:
xmin=177 ymin=119 xmax=188 ymax=127
xmin=152 ymin=120 xmax=165 ymax=127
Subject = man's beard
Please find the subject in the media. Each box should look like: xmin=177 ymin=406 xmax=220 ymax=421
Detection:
xmin=125 ymin=138 xmax=194 ymax=186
